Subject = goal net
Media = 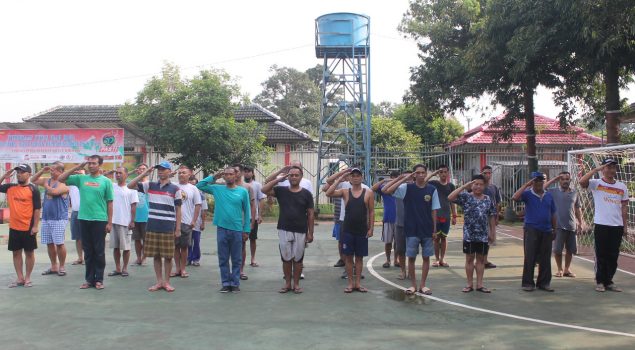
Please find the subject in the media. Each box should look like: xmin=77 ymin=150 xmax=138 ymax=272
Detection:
xmin=568 ymin=144 xmax=635 ymax=255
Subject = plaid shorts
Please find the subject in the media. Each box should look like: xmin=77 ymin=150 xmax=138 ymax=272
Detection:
xmin=41 ymin=220 xmax=67 ymax=245
xmin=144 ymin=231 xmax=174 ymax=258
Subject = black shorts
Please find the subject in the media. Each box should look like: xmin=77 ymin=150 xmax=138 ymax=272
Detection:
xmin=462 ymin=241 xmax=489 ymax=255
xmin=8 ymin=228 xmax=38 ymax=252
xmin=249 ymin=222 xmax=259 ymax=240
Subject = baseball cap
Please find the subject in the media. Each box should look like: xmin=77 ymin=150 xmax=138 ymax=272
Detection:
xmin=530 ymin=171 xmax=545 ymax=181
xmin=13 ymin=164 xmax=32 ymax=173
xmin=601 ymin=158 xmax=618 ymax=165
xmin=155 ymin=161 xmax=172 ymax=170
xmin=349 ymin=168 xmax=362 ymax=175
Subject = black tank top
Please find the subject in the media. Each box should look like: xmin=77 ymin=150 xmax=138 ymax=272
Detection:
xmin=343 ymin=188 xmax=367 ymax=236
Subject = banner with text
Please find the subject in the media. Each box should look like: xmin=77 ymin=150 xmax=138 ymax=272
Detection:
xmin=0 ymin=128 xmax=125 ymax=163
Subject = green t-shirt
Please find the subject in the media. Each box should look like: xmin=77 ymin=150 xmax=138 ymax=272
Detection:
xmin=66 ymin=174 xmax=113 ymax=221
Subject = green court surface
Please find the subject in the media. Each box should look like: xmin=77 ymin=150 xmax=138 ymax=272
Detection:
xmin=0 ymin=222 xmax=634 ymax=350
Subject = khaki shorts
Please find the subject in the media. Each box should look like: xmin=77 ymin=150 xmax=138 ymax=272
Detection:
xmin=278 ymin=230 xmax=306 ymax=262
xmin=110 ymin=224 xmax=132 ymax=250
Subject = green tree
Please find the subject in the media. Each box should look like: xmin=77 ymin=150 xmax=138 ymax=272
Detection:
xmin=371 ymin=116 xmax=422 ymax=151
xmin=254 ymin=65 xmax=322 ymax=136
xmin=120 ymin=64 xmax=267 ymax=174
xmin=393 ymin=104 xmax=464 ymax=145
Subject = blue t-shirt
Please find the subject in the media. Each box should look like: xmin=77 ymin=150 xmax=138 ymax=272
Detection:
xmin=520 ymin=189 xmax=556 ymax=232
xmin=393 ymin=183 xmax=440 ymax=238
xmin=454 ymin=192 xmax=495 ymax=243
xmin=196 ymin=176 xmax=251 ymax=233
xmin=134 ymin=190 xmax=149 ymax=223
xmin=379 ymin=184 xmax=396 ymax=223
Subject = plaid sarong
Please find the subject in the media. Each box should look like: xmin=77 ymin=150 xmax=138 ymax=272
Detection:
xmin=144 ymin=231 xmax=174 ymax=258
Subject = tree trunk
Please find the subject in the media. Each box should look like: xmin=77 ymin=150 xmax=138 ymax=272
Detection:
xmin=604 ymin=63 xmax=621 ymax=144
xmin=523 ymin=86 xmax=538 ymax=173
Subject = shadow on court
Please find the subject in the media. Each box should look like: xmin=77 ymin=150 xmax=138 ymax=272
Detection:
xmin=0 ymin=222 xmax=633 ymax=349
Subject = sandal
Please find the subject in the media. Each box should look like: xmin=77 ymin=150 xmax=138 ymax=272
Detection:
xmin=563 ymin=271 xmax=576 ymax=278
xmin=180 ymin=272 xmax=189 ymax=278
xmin=163 ymin=284 xmax=175 ymax=293
xmin=95 ymin=282 xmax=105 ymax=290
xmin=404 ymin=287 xmax=416 ymax=295
xmin=595 ymin=284 xmax=606 ymax=292
xmin=554 ymin=271 xmax=563 ymax=277
xmin=250 ymin=262 xmax=259 ymax=267
xmin=382 ymin=262 xmax=391 ymax=268
xmin=476 ymin=287 xmax=491 ymax=293
xmin=79 ymin=282 xmax=92 ymax=289
xmin=278 ymin=287 xmax=291 ymax=294
xmin=293 ymin=287 xmax=304 ymax=294
xmin=419 ymin=287 xmax=432 ymax=295
xmin=462 ymin=286 xmax=474 ymax=293
xmin=440 ymin=262 xmax=449 ymax=267
xmin=148 ymin=284 xmax=163 ymax=292
xmin=121 ymin=271 xmax=129 ymax=277
xmin=72 ymin=260 xmax=84 ymax=265
xmin=57 ymin=270 xmax=67 ymax=276
xmin=169 ymin=272 xmax=181 ymax=277
xmin=356 ymin=286 xmax=368 ymax=293
xmin=8 ymin=281 xmax=25 ymax=288
xmin=240 ymin=274 xmax=248 ymax=280
xmin=432 ymin=261 xmax=440 ymax=267
xmin=24 ymin=281 xmax=33 ymax=288
xmin=42 ymin=268 xmax=58 ymax=275
xmin=344 ymin=287 xmax=354 ymax=293
xmin=108 ymin=271 xmax=121 ymax=277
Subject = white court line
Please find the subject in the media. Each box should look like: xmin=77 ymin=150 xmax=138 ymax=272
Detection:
xmin=497 ymin=228 xmax=635 ymax=278
xmin=366 ymin=253 xmax=635 ymax=338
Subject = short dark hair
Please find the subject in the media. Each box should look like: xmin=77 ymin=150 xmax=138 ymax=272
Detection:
xmin=559 ymin=171 xmax=571 ymax=176
xmin=243 ymin=165 xmax=254 ymax=172
xmin=88 ymin=155 xmax=103 ymax=165
xmin=471 ymin=174 xmax=486 ymax=182
xmin=188 ymin=175 xmax=198 ymax=183
xmin=437 ymin=164 xmax=448 ymax=170
xmin=403 ymin=170 xmax=413 ymax=174
xmin=412 ymin=164 xmax=427 ymax=172
xmin=289 ymin=165 xmax=303 ymax=175
xmin=482 ymin=165 xmax=492 ymax=171
xmin=232 ymin=163 xmax=244 ymax=172
xmin=137 ymin=163 xmax=149 ymax=168
xmin=389 ymin=170 xmax=400 ymax=178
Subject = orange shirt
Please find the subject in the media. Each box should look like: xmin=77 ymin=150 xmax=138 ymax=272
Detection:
xmin=0 ymin=183 xmax=41 ymax=231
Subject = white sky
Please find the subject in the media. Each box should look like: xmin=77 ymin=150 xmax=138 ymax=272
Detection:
xmin=0 ymin=0 xmax=632 ymax=130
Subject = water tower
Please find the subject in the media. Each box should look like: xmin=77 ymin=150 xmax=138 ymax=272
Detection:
xmin=315 ymin=13 xmax=371 ymax=190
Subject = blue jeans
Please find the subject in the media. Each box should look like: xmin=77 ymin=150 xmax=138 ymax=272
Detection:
xmin=217 ymin=227 xmax=243 ymax=287
xmin=188 ymin=230 xmax=201 ymax=263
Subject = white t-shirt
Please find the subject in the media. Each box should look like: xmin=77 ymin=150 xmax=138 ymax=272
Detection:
xmin=247 ymin=180 xmax=266 ymax=218
xmin=69 ymin=185 xmax=80 ymax=212
xmin=194 ymin=190 xmax=208 ymax=232
xmin=589 ymin=178 xmax=629 ymax=226
xmin=113 ymin=184 xmax=139 ymax=226
xmin=177 ymin=182 xmax=203 ymax=225
xmin=278 ymin=178 xmax=314 ymax=195
xmin=337 ymin=181 xmax=370 ymax=221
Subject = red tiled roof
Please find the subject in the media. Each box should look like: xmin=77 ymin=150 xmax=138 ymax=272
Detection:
xmin=449 ymin=113 xmax=602 ymax=147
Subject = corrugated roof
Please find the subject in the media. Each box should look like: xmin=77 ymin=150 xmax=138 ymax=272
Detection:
xmin=449 ymin=113 xmax=602 ymax=147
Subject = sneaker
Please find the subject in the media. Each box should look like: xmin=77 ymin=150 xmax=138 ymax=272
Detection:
xmin=333 ymin=259 xmax=345 ymax=267
xmin=522 ymin=286 xmax=535 ymax=292
xmin=219 ymin=286 xmax=231 ymax=293
xmin=484 ymin=262 xmax=497 ymax=269
xmin=537 ymin=285 xmax=555 ymax=292
xmin=231 ymin=286 xmax=241 ymax=293
xmin=300 ymin=273 xmax=305 ymax=280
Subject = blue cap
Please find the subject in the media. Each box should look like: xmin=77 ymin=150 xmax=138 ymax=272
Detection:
xmin=601 ymin=158 xmax=618 ymax=165
xmin=156 ymin=161 xmax=172 ymax=170
xmin=530 ymin=171 xmax=545 ymax=180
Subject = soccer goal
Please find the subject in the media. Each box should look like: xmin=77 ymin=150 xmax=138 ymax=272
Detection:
xmin=568 ymin=144 xmax=635 ymax=256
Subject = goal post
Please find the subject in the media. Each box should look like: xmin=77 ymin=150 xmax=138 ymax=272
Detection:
xmin=568 ymin=144 xmax=635 ymax=255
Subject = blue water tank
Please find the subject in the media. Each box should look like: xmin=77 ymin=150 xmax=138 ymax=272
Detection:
xmin=315 ymin=13 xmax=369 ymax=58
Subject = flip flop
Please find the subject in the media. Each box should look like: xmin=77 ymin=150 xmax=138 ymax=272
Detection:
xmin=404 ymin=287 xmax=416 ymax=295
xmin=72 ymin=260 xmax=84 ymax=265
xmin=344 ymin=287 xmax=354 ymax=293
xmin=250 ymin=262 xmax=259 ymax=267
xmin=554 ymin=271 xmax=563 ymax=277
xmin=419 ymin=287 xmax=432 ymax=295
xmin=462 ymin=286 xmax=474 ymax=293
xmin=180 ymin=272 xmax=189 ymax=278
xmin=57 ymin=270 xmax=67 ymax=276
xmin=121 ymin=271 xmax=129 ymax=277
xmin=108 ymin=271 xmax=121 ymax=277
xmin=563 ymin=272 xmax=576 ymax=278
xmin=278 ymin=287 xmax=291 ymax=294
xmin=148 ymin=284 xmax=163 ymax=292
xmin=382 ymin=262 xmax=391 ymax=268
xmin=476 ymin=287 xmax=491 ymax=293
xmin=397 ymin=274 xmax=406 ymax=280
xmin=432 ymin=261 xmax=440 ymax=267
xmin=440 ymin=262 xmax=449 ymax=267
xmin=169 ymin=272 xmax=181 ymax=277
xmin=24 ymin=281 xmax=33 ymax=288
xmin=595 ymin=284 xmax=606 ymax=292
xmin=8 ymin=281 xmax=25 ymax=288
xmin=79 ymin=283 xmax=92 ymax=289
xmin=356 ymin=286 xmax=368 ymax=293
xmin=94 ymin=282 xmax=105 ymax=290
xmin=606 ymin=284 xmax=622 ymax=292
xmin=240 ymin=274 xmax=248 ymax=280
xmin=163 ymin=284 xmax=175 ymax=293
xmin=293 ymin=287 xmax=304 ymax=294
xmin=42 ymin=268 xmax=58 ymax=275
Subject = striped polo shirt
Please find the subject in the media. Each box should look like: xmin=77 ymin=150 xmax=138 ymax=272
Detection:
xmin=137 ymin=181 xmax=182 ymax=234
